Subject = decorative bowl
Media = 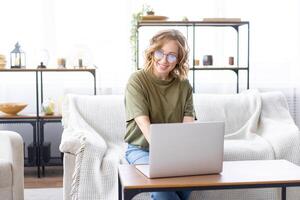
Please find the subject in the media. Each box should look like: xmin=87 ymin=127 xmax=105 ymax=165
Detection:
xmin=0 ymin=102 xmax=28 ymax=115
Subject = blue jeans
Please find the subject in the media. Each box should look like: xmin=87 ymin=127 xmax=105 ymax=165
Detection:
xmin=125 ymin=144 xmax=191 ymax=200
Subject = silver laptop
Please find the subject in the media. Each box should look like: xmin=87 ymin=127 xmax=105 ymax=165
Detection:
xmin=135 ymin=121 xmax=225 ymax=178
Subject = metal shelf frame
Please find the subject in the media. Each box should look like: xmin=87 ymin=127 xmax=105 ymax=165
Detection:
xmin=0 ymin=68 xmax=96 ymax=177
xmin=136 ymin=20 xmax=250 ymax=93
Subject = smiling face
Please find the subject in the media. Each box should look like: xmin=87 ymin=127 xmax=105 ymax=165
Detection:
xmin=152 ymin=40 xmax=179 ymax=80
xmin=144 ymin=29 xmax=189 ymax=80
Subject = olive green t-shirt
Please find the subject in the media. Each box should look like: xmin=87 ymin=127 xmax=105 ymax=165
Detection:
xmin=124 ymin=69 xmax=195 ymax=149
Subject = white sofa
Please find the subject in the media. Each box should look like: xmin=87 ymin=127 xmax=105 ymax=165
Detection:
xmin=60 ymin=90 xmax=300 ymax=200
xmin=0 ymin=131 xmax=24 ymax=200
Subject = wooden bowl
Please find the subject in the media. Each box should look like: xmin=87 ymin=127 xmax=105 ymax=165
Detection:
xmin=0 ymin=103 xmax=28 ymax=115
xmin=0 ymin=64 xmax=5 ymax=69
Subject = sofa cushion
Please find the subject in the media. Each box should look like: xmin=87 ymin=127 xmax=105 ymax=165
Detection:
xmin=224 ymin=138 xmax=275 ymax=161
xmin=0 ymin=159 xmax=12 ymax=188
xmin=193 ymin=92 xmax=260 ymax=135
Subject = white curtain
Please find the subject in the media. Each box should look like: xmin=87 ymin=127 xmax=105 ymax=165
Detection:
xmin=1 ymin=0 xmax=299 ymax=92
xmin=0 ymin=0 xmax=132 ymax=96
xmin=0 ymin=0 xmax=300 ymax=152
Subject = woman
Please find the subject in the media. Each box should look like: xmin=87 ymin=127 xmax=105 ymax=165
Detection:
xmin=124 ymin=29 xmax=195 ymax=200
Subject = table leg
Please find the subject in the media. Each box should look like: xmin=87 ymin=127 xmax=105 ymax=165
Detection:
xmin=118 ymin=174 xmax=139 ymax=200
xmin=124 ymin=190 xmax=140 ymax=200
xmin=35 ymin=121 xmax=41 ymax=178
xmin=118 ymin=174 xmax=122 ymax=200
xmin=41 ymin=121 xmax=45 ymax=176
xmin=281 ymin=186 xmax=286 ymax=200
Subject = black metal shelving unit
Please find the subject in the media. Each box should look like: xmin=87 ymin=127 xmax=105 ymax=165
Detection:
xmin=136 ymin=20 xmax=250 ymax=93
xmin=37 ymin=68 xmax=96 ymax=177
xmin=0 ymin=68 xmax=96 ymax=177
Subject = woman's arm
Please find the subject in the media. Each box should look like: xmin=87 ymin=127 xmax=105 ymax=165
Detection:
xmin=136 ymin=115 xmax=193 ymax=142
xmin=183 ymin=116 xmax=194 ymax=123
xmin=135 ymin=115 xmax=151 ymax=142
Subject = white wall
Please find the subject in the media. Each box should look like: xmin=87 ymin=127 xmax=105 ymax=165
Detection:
xmin=1 ymin=0 xmax=300 ymax=158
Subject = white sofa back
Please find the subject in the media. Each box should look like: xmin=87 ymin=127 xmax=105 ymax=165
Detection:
xmin=62 ymin=94 xmax=126 ymax=144
xmin=193 ymin=92 xmax=261 ymax=135
xmin=62 ymin=91 xmax=290 ymax=140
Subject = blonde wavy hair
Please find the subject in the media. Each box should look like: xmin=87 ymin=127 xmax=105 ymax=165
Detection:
xmin=143 ymin=29 xmax=189 ymax=80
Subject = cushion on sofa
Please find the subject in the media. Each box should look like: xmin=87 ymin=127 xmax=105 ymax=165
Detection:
xmin=193 ymin=91 xmax=260 ymax=135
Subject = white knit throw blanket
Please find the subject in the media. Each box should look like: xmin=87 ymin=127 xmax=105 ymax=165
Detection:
xmin=193 ymin=89 xmax=300 ymax=165
xmin=60 ymin=95 xmax=124 ymax=200
xmin=59 ymin=91 xmax=300 ymax=200
xmin=191 ymin=90 xmax=300 ymax=200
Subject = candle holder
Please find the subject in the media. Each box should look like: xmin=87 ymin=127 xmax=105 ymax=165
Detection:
xmin=37 ymin=62 xmax=46 ymax=69
xmin=203 ymin=55 xmax=213 ymax=66
xmin=10 ymin=42 xmax=26 ymax=68
xmin=57 ymin=58 xmax=66 ymax=68
xmin=229 ymin=56 xmax=234 ymax=66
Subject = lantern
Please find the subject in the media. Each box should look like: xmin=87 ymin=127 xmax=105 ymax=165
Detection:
xmin=10 ymin=42 xmax=26 ymax=68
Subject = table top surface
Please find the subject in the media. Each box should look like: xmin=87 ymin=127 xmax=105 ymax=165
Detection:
xmin=0 ymin=113 xmax=62 ymax=120
xmin=119 ymin=160 xmax=300 ymax=189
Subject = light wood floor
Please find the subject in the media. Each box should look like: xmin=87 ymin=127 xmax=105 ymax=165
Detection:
xmin=24 ymin=166 xmax=63 ymax=188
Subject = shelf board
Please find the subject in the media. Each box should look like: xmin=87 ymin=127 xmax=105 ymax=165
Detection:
xmin=37 ymin=68 xmax=96 ymax=72
xmin=0 ymin=113 xmax=62 ymax=120
xmin=0 ymin=114 xmax=37 ymax=120
xmin=191 ymin=67 xmax=248 ymax=70
xmin=0 ymin=68 xmax=96 ymax=72
xmin=39 ymin=114 xmax=62 ymax=119
xmin=0 ymin=68 xmax=38 ymax=72
xmin=138 ymin=20 xmax=249 ymax=27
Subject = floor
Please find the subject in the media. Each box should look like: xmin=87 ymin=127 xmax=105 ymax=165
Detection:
xmin=24 ymin=166 xmax=63 ymax=188
xmin=25 ymin=188 xmax=63 ymax=200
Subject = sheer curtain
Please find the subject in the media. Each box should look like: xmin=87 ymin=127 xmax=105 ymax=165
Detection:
xmin=220 ymin=0 xmax=300 ymax=127
xmin=52 ymin=0 xmax=132 ymax=92
xmin=1 ymin=0 xmax=299 ymax=95
xmin=0 ymin=0 xmax=133 ymax=157
xmin=0 ymin=1 xmax=299 ymax=154
xmin=0 ymin=0 xmax=133 ymax=97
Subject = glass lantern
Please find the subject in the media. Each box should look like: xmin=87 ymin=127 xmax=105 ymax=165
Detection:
xmin=10 ymin=42 xmax=26 ymax=68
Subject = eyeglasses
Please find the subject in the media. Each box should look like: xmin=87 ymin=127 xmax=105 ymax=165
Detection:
xmin=153 ymin=50 xmax=177 ymax=63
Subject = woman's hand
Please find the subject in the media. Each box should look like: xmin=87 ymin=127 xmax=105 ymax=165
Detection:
xmin=183 ymin=116 xmax=194 ymax=123
xmin=135 ymin=115 xmax=194 ymax=142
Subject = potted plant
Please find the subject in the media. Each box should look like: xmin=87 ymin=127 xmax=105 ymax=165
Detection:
xmin=130 ymin=5 xmax=154 ymax=70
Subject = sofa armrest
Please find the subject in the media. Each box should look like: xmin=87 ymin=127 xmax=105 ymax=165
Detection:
xmin=59 ymin=135 xmax=81 ymax=155
xmin=63 ymin=152 xmax=75 ymax=200
xmin=59 ymin=129 xmax=86 ymax=155
xmin=0 ymin=131 xmax=24 ymax=200
xmin=259 ymin=91 xmax=300 ymax=165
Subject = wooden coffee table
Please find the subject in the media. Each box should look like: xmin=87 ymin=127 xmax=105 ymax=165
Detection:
xmin=118 ymin=160 xmax=300 ymax=200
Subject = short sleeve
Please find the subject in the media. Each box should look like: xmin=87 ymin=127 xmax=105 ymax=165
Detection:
xmin=125 ymin=73 xmax=149 ymax=122
xmin=184 ymin=81 xmax=195 ymax=117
